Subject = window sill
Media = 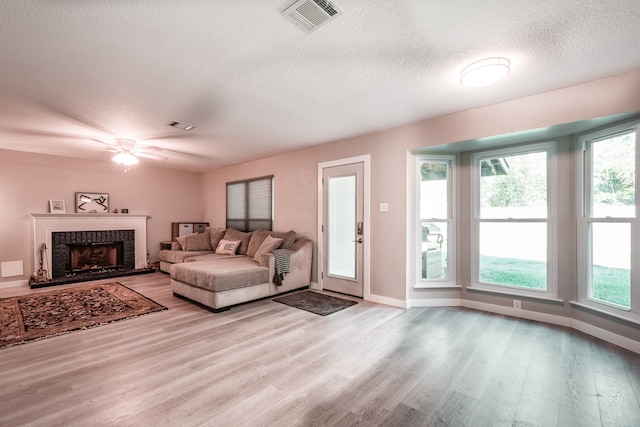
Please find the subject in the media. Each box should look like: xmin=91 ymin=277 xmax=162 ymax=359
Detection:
xmin=569 ymin=300 xmax=640 ymax=326
xmin=413 ymin=283 xmax=462 ymax=290
xmin=466 ymin=286 xmax=564 ymax=304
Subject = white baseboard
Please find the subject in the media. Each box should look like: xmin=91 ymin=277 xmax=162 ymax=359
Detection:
xmin=409 ymin=298 xmax=462 ymax=308
xmin=407 ymin=297 xmax=640 ymax=355
xmin=461 ymin=300 xmax=572 ymax=327
xmin=366 ymin=293 xmax=406 ymax=308
xmin=0 ymin=279 xmax=30 ymax=289
xmin=571 ymin=319 xmax=640 ymax=354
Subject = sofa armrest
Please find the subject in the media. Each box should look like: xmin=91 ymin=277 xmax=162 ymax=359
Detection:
xmin=263 ymin=238 xmax=313 ymax=294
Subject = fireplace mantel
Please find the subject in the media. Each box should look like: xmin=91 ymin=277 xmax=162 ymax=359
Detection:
xmin=30 ymin=213 xmax=151 ymax=278
xmin=30 ymin=213 xmax=150 ymax=220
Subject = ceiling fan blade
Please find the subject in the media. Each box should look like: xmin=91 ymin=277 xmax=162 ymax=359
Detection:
xmin=134 ymin=144 xmax=164 ymax=153
xmin=0 ymin=126 xmax=90 ymax=140
xmin=135 ymin=152 xmax=168 ymax=161
xmin=91 ymin=138 xmax=117 ymax=147
xmin=34 ymin=101 xmax=114 ymax=135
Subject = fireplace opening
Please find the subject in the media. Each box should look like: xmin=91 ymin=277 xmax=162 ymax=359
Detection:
xmin=68 ymin=242 xmax=124 ymax=274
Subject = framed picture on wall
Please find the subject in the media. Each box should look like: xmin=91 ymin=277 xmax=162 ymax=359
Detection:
xmin=75 ymin=192 xmax=109 ymax=213
xmin=49 ymin=199 xmax=66 ymax=213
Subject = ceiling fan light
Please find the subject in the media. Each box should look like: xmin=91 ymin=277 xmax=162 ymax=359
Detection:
xmin=113 ymin=152 xmax=139 ymax=166
xmin=460 ymin=57 xmax=510 ymax=87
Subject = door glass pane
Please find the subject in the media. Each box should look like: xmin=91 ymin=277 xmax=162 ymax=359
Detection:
xmin=591 ymin=132 xmax=636 ymax=218
xmin=421 ymin=221 xmax=448 ymax=280
xmin=328 ymin=175 xmax=356 ymax=279
xmin=479 ymin=222 xmax=547 ymax=289
xmin=480 ymin=151 xmax=547 ymax=219
xmin=420 ymin=161 xmax=448 ymax=219
xmin=590 ymin=223 xmax=631 ymax=308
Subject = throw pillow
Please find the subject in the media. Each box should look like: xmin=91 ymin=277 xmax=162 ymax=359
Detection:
xmin=270 ymin=230 xmax=296 ymax=249
xmin=175 ymin=235 xmax=186 ymax=250
xmin=223 ymin=228 xmax=252 ymax=255
xmin=181 ymin=231 xmax=212 ymax=251
xmin=246 ymin=230 xmax=270 ymax=257
xmin=215 ymin=239 xmax=241 ymax=255
xmin=208 ymin=227 xmax=227 ymax=250
xmin=247 ymin=230 xmax=296 ymax=256
xmin=253 ymin=235 xmax=283 ymax=261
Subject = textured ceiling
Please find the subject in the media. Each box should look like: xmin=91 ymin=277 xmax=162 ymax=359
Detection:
xmin=1 ymin=0 xmax=639 ymax=171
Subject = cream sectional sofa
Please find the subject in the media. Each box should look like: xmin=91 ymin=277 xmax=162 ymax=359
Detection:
xmin=160 ymin=227 xmax=313 ymax=312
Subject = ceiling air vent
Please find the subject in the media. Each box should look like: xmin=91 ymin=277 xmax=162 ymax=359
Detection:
xmin=281 ymin=0 xmax=343 ymax=33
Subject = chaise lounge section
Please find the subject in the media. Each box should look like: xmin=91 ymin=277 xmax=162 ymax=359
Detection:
xmin=164 ymin=227 xmax=313 ymax=312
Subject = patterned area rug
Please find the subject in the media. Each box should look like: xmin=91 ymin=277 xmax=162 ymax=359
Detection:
xmin=273 ymin=290 xmax=357 ymax=316
xmin=0 ymin=282 xmax=166 ymax=348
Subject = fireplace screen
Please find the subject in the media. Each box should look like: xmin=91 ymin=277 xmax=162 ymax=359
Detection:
xmin=51 ymin=230 xmax=136 ymax=279
xmin=69 ymin=242 xmax=124 ymax=273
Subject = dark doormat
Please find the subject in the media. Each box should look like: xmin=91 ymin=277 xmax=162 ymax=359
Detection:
xmin=273 ymin=290 xmax=357 ymax=316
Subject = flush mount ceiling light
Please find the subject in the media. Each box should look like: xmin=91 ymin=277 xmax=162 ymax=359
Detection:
xmin=460 ymin=57 xmax=510 ymax=87
xmin=169 ymin=120 xmax=196 ymax=131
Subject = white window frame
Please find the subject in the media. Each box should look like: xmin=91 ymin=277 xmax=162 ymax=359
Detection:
xmin=577 ymin=121 xmax=640 ymax=320
xmin=471 ymin=141 xmax=558 ymax=299
xmin=415 ymin=154 xmax=456 ymax=287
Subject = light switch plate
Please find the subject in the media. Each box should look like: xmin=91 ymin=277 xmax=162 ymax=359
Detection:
xmin=378 ymin=203 xmax=388 ymax=212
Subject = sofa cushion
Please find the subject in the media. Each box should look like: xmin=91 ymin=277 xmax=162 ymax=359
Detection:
xmin=223 ymin=228 xmax=252 ymax=255
xmin=246 ymin=230 xmax=270 ymax=257
xmin=254 ymin=235 xmax=282 ymax=260
xmin=247 ymin=230 xmax=296 ymax=256
xmin=207 ymin=227 xmax=227 ymax=251
xmin=272 ymin=230 xmax=296 ymax=250
xmin=159 ymin=249 xmax=213 ymax=263
xmin=215 ymin=239 xmax=241 ymax=255
xmin=171 ymin=257 xmax=269 ymax=292
xmin=176 ymin=231 xmax=212 ymax=251
xmin=184 ymin=253 xmax=242 ymax=263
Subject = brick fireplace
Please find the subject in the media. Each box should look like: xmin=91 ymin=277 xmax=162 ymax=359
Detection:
xmin=51 ymin=230 xmax=135 ymax=278
xmin=30 ymin=213 xmax=151 ymax=287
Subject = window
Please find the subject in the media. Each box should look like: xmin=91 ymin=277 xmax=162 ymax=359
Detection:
xmin=472 ymin=142 xmax=556 ymax=297
xmin=579 ymin=123 xmax=638 ymax=318
xmin=417 ymin=155 xmax=455 ymax=284
xmin=226 ymin=175 xmax=273 ymax=231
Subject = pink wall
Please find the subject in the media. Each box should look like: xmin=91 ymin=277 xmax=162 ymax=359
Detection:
xmin=202 ymin=70 xmax=640 ymax=305
xmin=0 ymin=149 xmax=203 ymax=285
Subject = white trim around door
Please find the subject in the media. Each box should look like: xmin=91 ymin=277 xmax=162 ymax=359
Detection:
xmin=318 ymin=155 xmax=371 ymax=300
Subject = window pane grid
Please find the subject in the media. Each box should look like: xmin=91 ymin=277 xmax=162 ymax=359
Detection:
xmin=472 ymin=143 xmax=553 ymax=294
xmin=478 ymin=221 xmax=547 ymax=290
xmin=589 ymin=131 xmax=636 ymax=218
xmin=417 ymin=157 xmax=454 ymax=283
xmin=587 ymin=222 xmax=631 ymax=308
xmin=226 ymin=176 xmax=273 ymax=231
xmin=580 ymin=124 xmax=637 ymax=316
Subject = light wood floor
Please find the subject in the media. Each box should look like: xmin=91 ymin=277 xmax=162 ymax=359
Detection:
xmin=1 ymin=273 xmax=640 ymax=426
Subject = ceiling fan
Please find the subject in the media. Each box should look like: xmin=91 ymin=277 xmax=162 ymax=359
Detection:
xmin=0 ymin=101 xmax=216 ymax=169
xmin=93 ymin=138 xmax=168 ymax=166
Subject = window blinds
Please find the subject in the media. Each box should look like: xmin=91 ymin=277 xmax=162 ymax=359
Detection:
xmin=226 ymin=175 xmax=273 ymax=231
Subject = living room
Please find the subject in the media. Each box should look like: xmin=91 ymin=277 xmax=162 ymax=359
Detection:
xmin=2 ymin=1 xmax=640 ymax=425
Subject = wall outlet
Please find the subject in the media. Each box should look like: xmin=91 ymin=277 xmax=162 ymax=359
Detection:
xmin=513 ymin=299 xmax=522 ymax=310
